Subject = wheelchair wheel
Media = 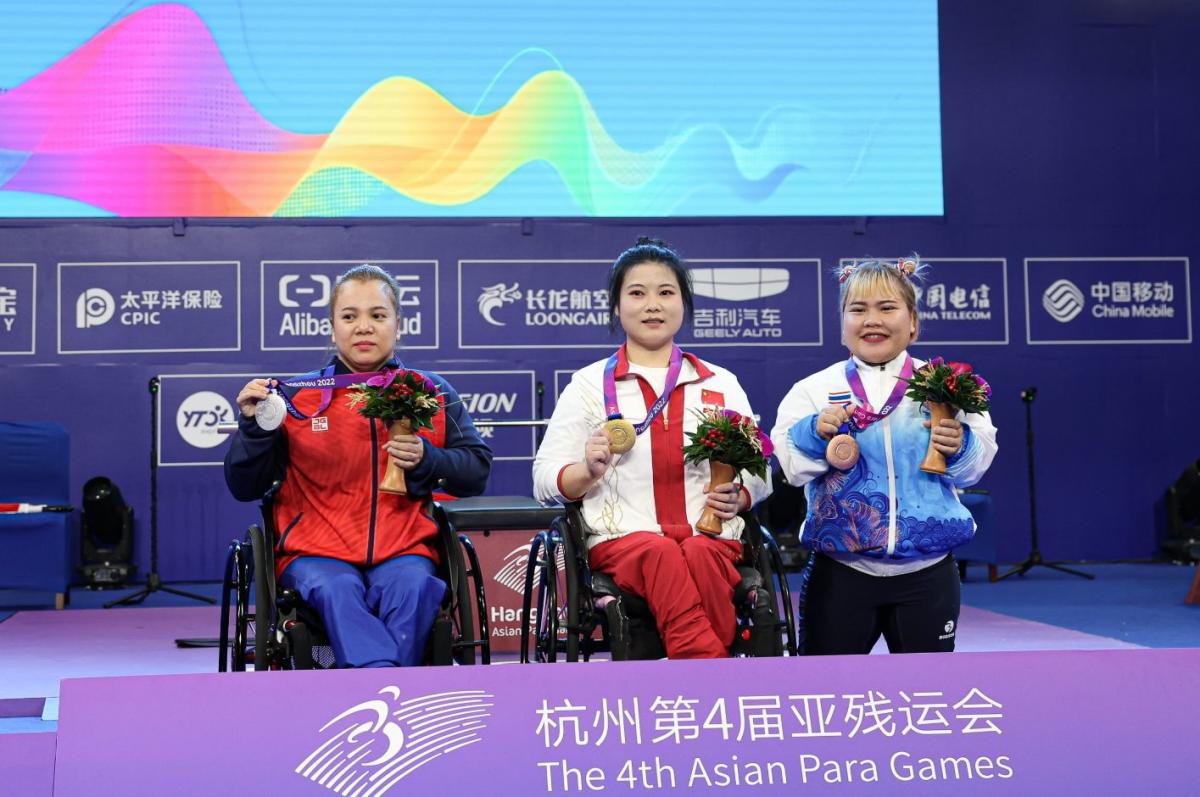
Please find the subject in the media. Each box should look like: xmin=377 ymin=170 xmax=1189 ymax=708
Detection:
xmin=218 ymin=536 xmax=253 ymax=672
xmin=759 ymin=526 xmax=798 ymax=656
xmin=557 ymin=514 xmax=590 ymax=663
xmin=449 ymin=533 xmax=482 ymax=665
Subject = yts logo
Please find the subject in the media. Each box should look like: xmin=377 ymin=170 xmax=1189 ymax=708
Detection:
xmin=176 ymin=391 xmax=234 ymax=449
xmin=76 ymin=288 xmax=115 ymax=328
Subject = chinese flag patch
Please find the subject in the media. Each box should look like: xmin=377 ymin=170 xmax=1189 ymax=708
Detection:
xmin=701 ymin=389 xmax=725 ymax=407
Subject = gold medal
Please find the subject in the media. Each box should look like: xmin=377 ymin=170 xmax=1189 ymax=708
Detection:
xmin=603 ymin=418 xmax=637 ymax=454
xmin=826 ymin=433 xmax=860 ymax=470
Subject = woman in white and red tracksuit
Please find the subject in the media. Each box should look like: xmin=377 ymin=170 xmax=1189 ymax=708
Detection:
xmin=533 ymin=239 xmax=770 ymax=659
xmin=225 ymin=265 xmax=492 ymax=668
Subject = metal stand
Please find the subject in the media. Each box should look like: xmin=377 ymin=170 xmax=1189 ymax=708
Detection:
xmin=998 ymin=387 xmax=1095 ymax=581
xmin=106 ymin=377 xmax=216 ymax=607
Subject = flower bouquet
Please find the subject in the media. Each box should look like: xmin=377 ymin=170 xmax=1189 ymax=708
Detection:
xmin=903 ymin=357 xmax=991 ymax=475
xmin=682 ymin=407 xmax=773 ymax=535
xmin=347 ymin=369 xmax=441 ymax=495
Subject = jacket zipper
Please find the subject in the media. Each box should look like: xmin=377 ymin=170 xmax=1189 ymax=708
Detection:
xmin=366 ymin=419 xmax=379 ymax=565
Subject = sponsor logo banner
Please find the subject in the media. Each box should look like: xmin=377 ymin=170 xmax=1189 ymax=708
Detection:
xmin=439 ymin=370 xmax=538 ymax=461
xmin=839 ymin=258 xmax=1008 ymax=344
xmin=0 ymin=263 xmax=36 ymax=355
xmin=1025 ymin=258 xmax=1191 ymax=344
xmin=57 ymin=261 xmax=240 ymax=353
xmin=158 ymin=374 xmax=256 ymax=466
xmin=458 ymin=260 xmax=822 ymax=349
xmin=261 ymin=260 xmax=438 ymax=351
xmin=52 ymin=649 xmax=1200 ymax=795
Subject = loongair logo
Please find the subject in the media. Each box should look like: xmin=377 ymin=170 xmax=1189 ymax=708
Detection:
xmin=690 ymin=267 xmax=789 ymax=302
xmin=75 ymin=288 xmax=115 ymax=328
xmin=477 ymin=282 xmax=522 ymax=326
xmin=297 ymin=687 xmax=493 ymax=795
xmin=1042 ymin=279 xmax=1084 ymax=323
xmin=175 ymin=391 xmax=234 ymax=448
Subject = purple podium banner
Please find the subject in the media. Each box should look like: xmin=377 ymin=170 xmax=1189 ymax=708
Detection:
xmin=458 ymin=259 xmax=822 ymax=350
xmin=0 ymin=732 xmax=55 ymax=797
xmin=840 ymin=257 xmax=1009 ymax=345
xmin=261 ymin=260 xmax=438 ymax=351
xmin=57 ymin=261 xmax=241 ymax=354
xmin=440 ymin=370 xmax=539 ymax=461
xmin=54 ymin=649 xmax=1200 ymax=796
xmin=1025 ymin=257 xmax=1192 ymax=344
xmin=0 ymin=263 xmax=36 ymax=355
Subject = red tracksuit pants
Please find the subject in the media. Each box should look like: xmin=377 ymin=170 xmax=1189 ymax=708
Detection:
xmin=589 ymin=531 xmax=742 ymax=659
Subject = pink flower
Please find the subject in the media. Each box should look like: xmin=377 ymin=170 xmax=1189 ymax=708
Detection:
xmin=928 ymin=356 xmax=945 ymax=368
xmin=974 ymin=374 xmax=992 ymax=399
xmin=722 ymin=409 xmax=743 ymax=423
xmin=757 ymin=429 xmax=775 ymax=458
xmin=948 ymin=361 xmax=972 ymax=377
xmin=366 ymin=369 xmax=397 ymax=388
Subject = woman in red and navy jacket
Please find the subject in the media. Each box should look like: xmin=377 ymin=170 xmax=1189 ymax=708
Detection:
xmin=225 ymin=265 xmax=492 ymax=668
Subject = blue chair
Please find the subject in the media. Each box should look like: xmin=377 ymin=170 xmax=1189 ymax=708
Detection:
xmin=957 ymin=489 xmax=997 ymax=582
xmin=0 ymin=422 xmax=72 ymax=607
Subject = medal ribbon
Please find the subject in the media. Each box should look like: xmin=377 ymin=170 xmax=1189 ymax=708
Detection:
xmin=602 ymin=344 xmax=684 ymax=435
xmin=271 ymin=365 xmax=397 ymax=420
xmin=841 ymin=355 xmax=913 ymax=432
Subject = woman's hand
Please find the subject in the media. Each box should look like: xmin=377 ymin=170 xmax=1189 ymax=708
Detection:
xmin=816 ymin=403 xmax=853 ymax=441
xmin=705 ymin=481 xmax=747 ymax=521
xmin=584 ymin=427 xmax=613 ymax=480
xmin=236 ymin=378 xmax=273 ymax=418
xmin=925 ymin=416 xmax=964 ymax=456
xmin=384 ymin=429 xmax=426 ymax=471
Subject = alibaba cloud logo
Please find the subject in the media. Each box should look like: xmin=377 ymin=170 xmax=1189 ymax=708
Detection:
xmin=296 ymin=686 xmax=494 ymax=795
xmin=76 ymin=288 xmax=115 ymax=328
xmin=477 ymin=282 xmax=522 ymax=326
xmin=1042 ymin=279 xmax=1084 ymax=323
xmin=690 ymin=267 xmax=789 ymax=302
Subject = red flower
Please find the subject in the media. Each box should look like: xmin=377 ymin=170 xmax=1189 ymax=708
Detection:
xmin=948 ymin=361 xmax=972 ymax=377
xmin=944 ymin=375 xmax=958 ymax=392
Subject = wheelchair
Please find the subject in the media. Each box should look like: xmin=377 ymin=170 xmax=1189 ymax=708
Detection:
xmin=218 ymin=485 xmax=490 ymax=671
xmin=519 ymin=505 xmax=797 ymax=663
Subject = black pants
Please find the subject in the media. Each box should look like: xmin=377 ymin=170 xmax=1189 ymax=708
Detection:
xmin=804 ymin=553 xmax=960 ymax=655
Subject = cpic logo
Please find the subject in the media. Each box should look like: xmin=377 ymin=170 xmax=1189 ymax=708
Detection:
xmin=296 ymin=686 xmax=493 ymax=795
xmin=690 ymin=267 xmax=789 ymax=302
xmin=1042 ymin=279 xmax=1084 ymax=323
xmin=176 ymin=391 xmax=234 ymax=449
xmin=76 ymin=288 xmax=115 ymax=328
xmin=477 ymin=282 xmax=522 ymax=326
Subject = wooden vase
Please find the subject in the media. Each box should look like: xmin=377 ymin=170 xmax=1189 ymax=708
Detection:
xmin=696 ymin=460 xmax=736 ymax=536
xmin=919 ymin=401 xmax=954 ymax=475
xmin=380 ymin=419 xmax=411 ymax=495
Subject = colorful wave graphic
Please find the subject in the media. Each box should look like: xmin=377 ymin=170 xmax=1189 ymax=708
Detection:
xmin=0 ymin=3 xmax=817 ymax=217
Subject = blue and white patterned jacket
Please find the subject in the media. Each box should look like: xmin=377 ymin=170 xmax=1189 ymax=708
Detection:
xmin=770 ymin=353 xmax=997 ymax=562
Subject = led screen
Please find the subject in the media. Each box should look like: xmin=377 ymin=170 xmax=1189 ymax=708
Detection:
xmin=0 ymin=1 xmax=943 ymax=217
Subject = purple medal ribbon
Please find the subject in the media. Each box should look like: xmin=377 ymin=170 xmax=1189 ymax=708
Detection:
xmin=602 ymin=345 xmax=684 ymax=435
xmin=272 ymin=365 xmax=397 ymax=420
xmin=839 ymin=354 xmax=914 ymax=433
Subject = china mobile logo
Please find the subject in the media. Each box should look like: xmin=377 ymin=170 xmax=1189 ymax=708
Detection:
xmin=477 ymin=282 xmax=522 ymax=326
xmin=76 ymin=288 xmax=115 ymax=328
xmin=297 ymin=687 xmax=494 ymax=796
xmin=1042 ymin=279 xmax=1084 ymax=323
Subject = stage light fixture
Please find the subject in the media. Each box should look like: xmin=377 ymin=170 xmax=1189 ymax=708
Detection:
xmin=79 ymin=476 xmax=137 ymax=588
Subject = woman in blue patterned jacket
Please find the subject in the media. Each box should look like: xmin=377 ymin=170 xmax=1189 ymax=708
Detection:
xmin=770 ymin=258 xmax=997 ymax=654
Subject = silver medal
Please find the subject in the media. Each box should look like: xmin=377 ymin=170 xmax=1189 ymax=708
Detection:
xmin=255 ymin=391 xmax=287 ymax=431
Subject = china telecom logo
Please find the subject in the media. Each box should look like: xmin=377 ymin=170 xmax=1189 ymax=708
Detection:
xmin=1042 ymin=279 xmax=1084 ymax=323
xmin=296 ymin=687 xmax=493 ymax=795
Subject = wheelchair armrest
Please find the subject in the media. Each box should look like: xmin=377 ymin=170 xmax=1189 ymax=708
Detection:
xmin=436 ymin=495 xmax=562 ymax=532
xmin=590 ymin=571 xmax=622 ymax=599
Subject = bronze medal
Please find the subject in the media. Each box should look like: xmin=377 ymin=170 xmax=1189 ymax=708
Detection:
xmin=826 ymin=433 xmax=860 ymax=470
xmin=603 ymin=418 xmax=637 ymax=454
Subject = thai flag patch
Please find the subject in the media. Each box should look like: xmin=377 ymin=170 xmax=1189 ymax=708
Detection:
xmin=828 ymin=390 xmax=853 ymax=407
